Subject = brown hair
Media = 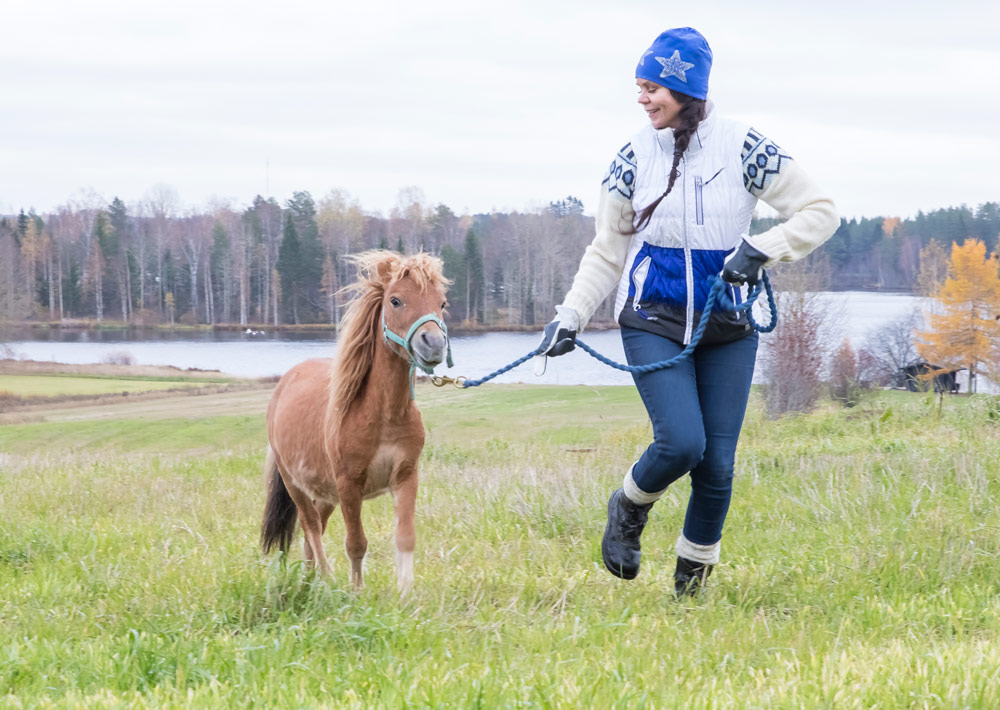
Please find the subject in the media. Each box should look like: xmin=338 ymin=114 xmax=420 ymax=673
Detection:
xmin=629 ymin=90 xmax=707 ymax=234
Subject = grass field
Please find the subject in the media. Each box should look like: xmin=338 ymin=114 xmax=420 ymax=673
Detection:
xmin=0 ymin=374 xmax=215 ymax=398
xmin=1 ymin=377 xmax=999 ymax=708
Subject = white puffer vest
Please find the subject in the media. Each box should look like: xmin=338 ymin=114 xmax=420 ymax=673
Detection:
xmin=613 ymin=103 xmax=758 ymax=343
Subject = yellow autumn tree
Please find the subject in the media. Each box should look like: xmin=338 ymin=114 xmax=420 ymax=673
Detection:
xmin=882 ymin=216 xmax=902 ymax=237
xmin=917 ymin=239 xmax=1000 ymax=393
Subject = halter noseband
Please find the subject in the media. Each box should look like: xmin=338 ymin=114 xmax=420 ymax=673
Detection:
xmin=382 ymin=312 xmax=454 ymax=398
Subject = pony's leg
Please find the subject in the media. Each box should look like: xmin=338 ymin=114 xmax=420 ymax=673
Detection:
xmin=317 ymin=500 xmax=337 ymax=533
xmin=285 ymin=485 xmax=333 ymax=576
xmin=302 ymin=504 xmax=316 ymax=566
xmin=391 ymin=471 xmax=418 ymax=595
xmin=304 ymin=501 xmax=336 ymax=564
xmin=337 ymin=487 xmax=367 ymax=590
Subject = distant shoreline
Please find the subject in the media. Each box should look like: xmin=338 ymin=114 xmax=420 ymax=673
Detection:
xmin=1 ymin=320 xmax=623 ymax=336
xmin=1 ymin=286 xmax=921 ymax=337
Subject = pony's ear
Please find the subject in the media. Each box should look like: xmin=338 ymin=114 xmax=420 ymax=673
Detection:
xmin=375 ymin=255 xmax=398 ymax=284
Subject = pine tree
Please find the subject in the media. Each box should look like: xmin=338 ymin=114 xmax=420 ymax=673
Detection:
xmin=107 ymin=197 xmax=131 ymax=321
xmin=463 ymin=229 xmax=485 ymax=323
xmin=277 ymin=213 xmax=302 ymax=324
xmin=917 ymin=239 xmax=1000 ymax=393
xmin=547 ymin=196 xmax=584 ymax=217
xmin=62 ymin=261 xmax=82 ymax=318
xmin=87 ymin=212 xmax=114 ymax=322
xmin=15 ymin=209 xmax=29 ymax=248
xmin=286 ymin=191 xmax=323 ymax=321
xmin=211 ymin=223 xmax=230 ymax=323
xmin=440 ymin=244 xmax=465 ymax=320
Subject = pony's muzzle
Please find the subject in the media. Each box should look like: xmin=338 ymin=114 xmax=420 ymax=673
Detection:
xmin=411 ymin=324 xmax=448 ymax=368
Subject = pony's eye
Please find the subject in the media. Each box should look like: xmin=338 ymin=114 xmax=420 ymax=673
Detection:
xmin=441 ymin=301 xmax=448 ymax=309
xmin=390 ymin=297 xmax=402 ymax=308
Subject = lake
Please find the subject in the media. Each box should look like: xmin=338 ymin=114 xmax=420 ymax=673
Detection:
xmin=4 ymin=292 xmax=933 ymax=387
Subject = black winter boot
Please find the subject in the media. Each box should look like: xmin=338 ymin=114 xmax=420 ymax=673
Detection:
xmin=674 ymin=556 xmax=713 ymax=597
xmin=601 ymin=488 xmax=653 ymax=579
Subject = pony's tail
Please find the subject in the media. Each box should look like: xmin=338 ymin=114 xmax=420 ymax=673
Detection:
xmin=260 ymin=446 xmax=297 ymax=554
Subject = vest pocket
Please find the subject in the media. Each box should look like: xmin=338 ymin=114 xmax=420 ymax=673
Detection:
xmin=631 ymin=255 xmax=652 ymax=309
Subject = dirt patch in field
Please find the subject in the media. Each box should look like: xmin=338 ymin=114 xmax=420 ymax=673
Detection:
xmin=0 ymin=359 xmax=277 ymax=423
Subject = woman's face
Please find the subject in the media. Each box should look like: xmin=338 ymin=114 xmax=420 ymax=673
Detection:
xmin=636 ymin=79 xmax=683 ymax=130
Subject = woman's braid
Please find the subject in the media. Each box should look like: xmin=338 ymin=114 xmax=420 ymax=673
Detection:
xmin=631 ymin=92 xmax=707 ymax=233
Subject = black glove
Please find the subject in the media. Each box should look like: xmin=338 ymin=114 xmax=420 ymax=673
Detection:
xmin=721 ymin=239 xmax=769 ymax=286
xmin=537 ymin=305 xmax=579 ymax=356
xmin=533 ymin=306 xmax=580 ymax=375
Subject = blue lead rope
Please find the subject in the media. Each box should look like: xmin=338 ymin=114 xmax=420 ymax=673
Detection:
xmin=455 ymin=273 xmax=777 ymax=388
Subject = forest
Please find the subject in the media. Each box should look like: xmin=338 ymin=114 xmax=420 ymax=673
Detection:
xmin=1 ymin=188 xmax=999 ymax=329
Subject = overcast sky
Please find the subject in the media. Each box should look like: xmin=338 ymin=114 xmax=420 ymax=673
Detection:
xmin=3 ymin=0 xmax=999 ymax=221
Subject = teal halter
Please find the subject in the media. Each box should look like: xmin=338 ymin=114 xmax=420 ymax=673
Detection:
xmin=382 ymin=312 xmax=454 ymax=398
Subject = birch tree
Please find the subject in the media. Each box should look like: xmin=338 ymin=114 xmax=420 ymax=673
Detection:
xmin=391 ymin=187 xmax=428 ymax=254
xmin=145 ymin=184 xmax=179 ymax=315
xmin=87 ymin=212 xmax=110 ymax=322
xmin=917 ymin=238 xmax=949 ymax=297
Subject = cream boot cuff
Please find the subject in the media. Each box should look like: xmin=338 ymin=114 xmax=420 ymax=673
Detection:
xmin=676 ymin=533 xmax=720 ymax=565
xmin=623 ymin=463 xmax=667 ymax=505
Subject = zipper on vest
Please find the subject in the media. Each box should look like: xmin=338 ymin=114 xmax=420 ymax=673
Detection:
xmin=694 ymin=176 xmax=704 ymax=226
xmin=682 ymin=156 xmax=694 ymax=344
xmin=631 ymin=255 xmax=651 ymax=312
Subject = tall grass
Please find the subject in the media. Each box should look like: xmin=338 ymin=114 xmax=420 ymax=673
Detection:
xmin=1 ymin=387 xmax=998 ymax=708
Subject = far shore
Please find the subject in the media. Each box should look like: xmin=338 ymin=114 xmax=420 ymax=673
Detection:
xmin=2 ymin=319 xmax=623 ymax=336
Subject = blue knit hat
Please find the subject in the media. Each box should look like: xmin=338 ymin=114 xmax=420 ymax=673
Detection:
xmin=635 ymin=27 xmax=712 ymax=101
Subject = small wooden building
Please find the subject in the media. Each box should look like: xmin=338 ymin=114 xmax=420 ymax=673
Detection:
xmin=897 ymin=362 xmax=962 ymax=393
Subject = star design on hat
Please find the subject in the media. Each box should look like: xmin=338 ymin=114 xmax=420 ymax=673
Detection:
xmin=639 ymin=49 xmax=653 ymax=65
xmin=655 ymin=50 xmax=695 ymax=83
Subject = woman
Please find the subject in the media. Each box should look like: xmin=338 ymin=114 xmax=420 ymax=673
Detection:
xmin=537 ymin=27 xmax=838 ymax=596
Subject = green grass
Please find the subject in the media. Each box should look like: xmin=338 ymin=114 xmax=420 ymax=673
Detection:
xmin=0 ymin=415 xmax=266 ymax=455
xmin=1 ymin=387 xmax=999 ymax=708
xmin=0 ymin=374 xmax=214 ymax=398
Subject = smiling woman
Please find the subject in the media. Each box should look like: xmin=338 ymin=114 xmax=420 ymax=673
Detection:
xmin=635 ymin=79 xmax=686 ymax=130
xmin=536 ymin=26 xmax=840 ymax=597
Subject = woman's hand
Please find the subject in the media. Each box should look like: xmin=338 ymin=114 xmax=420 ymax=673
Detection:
xmin=722 ymin=240 xmax=769 ymax=286
xmin=538 ymin=305 xmax=579 ymax=356
xmin=533 ymin=306 xmax=580 ymax=375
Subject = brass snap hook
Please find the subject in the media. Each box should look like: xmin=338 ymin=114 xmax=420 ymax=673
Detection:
xmin=431 ymin=375 xmax=468 ymax=388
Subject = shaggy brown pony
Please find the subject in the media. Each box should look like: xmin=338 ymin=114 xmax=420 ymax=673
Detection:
xmin=261 ymin=250 xmax=450 ymax=593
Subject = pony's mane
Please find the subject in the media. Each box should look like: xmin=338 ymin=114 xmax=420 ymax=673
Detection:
xmin=329 ymin=250 xmax=449 ymax=423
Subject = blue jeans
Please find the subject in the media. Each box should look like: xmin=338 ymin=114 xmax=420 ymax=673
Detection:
xmin=621 ymin=326 xmax=758 ymax=546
